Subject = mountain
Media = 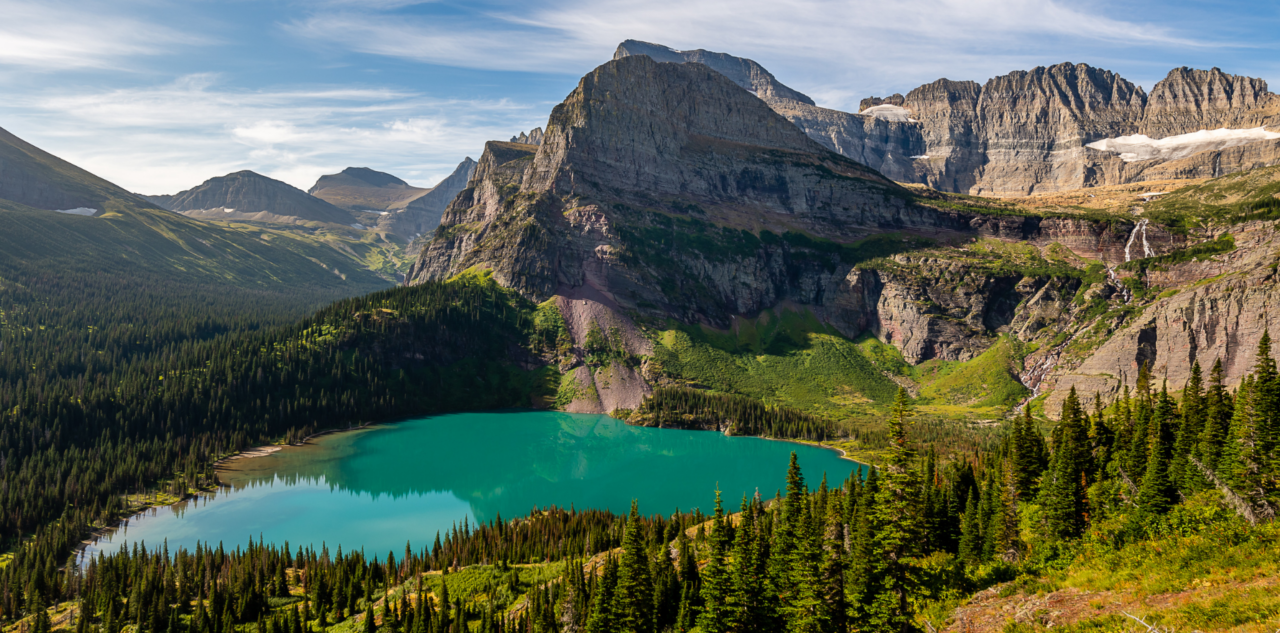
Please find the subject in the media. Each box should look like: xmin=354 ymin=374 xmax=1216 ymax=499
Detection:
xmin=615 ymin=42 xmax=1280 ymax=196
xmin=149 ymin=170 xmax=359 ymax=226
xmin=0 ymin=124 xmax=393 ymax=296
xmin=406 ymin=49 xmax=1280 ymax=425
xmin=406 ymin=54 xmax=1167 ymax=415
xmin=0 ymin=125 xmax=161 ymax=216
xmin=308 ymin=167 xmax=429 ymax=213
xmin=379 ymin=157 xmax=477 ymax=241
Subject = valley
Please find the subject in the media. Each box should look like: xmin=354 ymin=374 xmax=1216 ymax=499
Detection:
xmin=2 ymin=25 xmax=1280 ymax=633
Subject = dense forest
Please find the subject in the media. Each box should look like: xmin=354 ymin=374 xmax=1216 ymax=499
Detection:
xmin=0 ymin=274 xmax=563 ymax=556
xmin=4 ymin=263 xmax=1280 ymax=631
xmin=5 ymin=325 xmax=1280 ymax=631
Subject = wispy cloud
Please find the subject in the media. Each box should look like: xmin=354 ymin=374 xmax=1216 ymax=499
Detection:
xmin=11 ymin=75 xmax=547 ymax=192
xmin=287 ymin=0 xmax=1219 ymax=111
xmin=0 ymin=0 xmax=205 ymax=71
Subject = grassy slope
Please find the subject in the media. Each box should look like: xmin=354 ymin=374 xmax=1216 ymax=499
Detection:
xmin=944 ymin=493 xmax=1280 ymax=632
xmin=650 ymin=306 xmax=905 ymax=421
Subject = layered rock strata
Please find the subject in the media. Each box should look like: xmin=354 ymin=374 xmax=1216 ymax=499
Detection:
xmin=614 ymin=42 xmax=1280 ymax=196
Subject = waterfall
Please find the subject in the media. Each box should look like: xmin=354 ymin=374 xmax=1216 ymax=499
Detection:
xmin=1140 ymin=220 xmax=1154 ymax=258
xmin=1124 ymin=218 xmax=1150 ymax=262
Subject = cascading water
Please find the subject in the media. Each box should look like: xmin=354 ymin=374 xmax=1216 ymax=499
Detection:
xmin=1124 ymin=218 xmax=1150 ymax=262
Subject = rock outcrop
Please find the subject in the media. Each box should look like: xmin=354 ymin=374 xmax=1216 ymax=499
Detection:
xmin=614 ymin=41 xmax=1280 ymax=197
xmin=511 ymin=128 xmax=544 ymax=145
xmin=155 ymin=171 xmax=358 ymax=226
xmin=1045 ymin=221 xmax=1280 ymax=415
xmin=1140 ymin=67 xmax=1280 ymax=138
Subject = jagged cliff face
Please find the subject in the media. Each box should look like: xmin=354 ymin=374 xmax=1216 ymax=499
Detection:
xmin=970 ymin=63 xmax=1147 ymax=196
xmin=1140 ymin=67 xmax=1280 ymax=138
xmin=408 ymin=54 xmax=1171 ymax=404
xmin=614 ymin=42 xmax=1280 ymax=197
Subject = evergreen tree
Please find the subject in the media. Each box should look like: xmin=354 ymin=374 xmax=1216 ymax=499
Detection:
xmin=584 ymin=556 xmax=619 ymax=633
xmin=957 ymin=490 xmax=981 ymax=563
xmin=867 ymin=388 xmax=921 ymax=632
xmin=614 ymin=501 xmax=654 ymax=633
xmin=1010 ymin=408 xmax=1046 ymax=500
xmin=1137 ymin=386 xmax=1179 ymax=515
xmin=1173 ymin=362 xmax=1206 ymax=489
xmin=1198 ymin=359 xmax=1232 ymax=470
xmin=1040 ymin=387 xmax=1090 ymax=539
xmin=696 ymin=492 xmax=732 ymax=633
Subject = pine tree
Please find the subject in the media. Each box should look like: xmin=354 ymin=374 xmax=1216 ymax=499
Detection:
xmin=957 ymin=490 xmax=981 ymax=563
xmin=867 ymin=387 xmax=921 ymax=632
xmin=1173 ymin=361 xmax=1206 ymax=489
xmin=1137 ymin=386 xmax=1179 ymax=515
xmin=696 ymin=491 xmax=732 ymax=633
xmin=1010 ymin=408 xmax=1046 ymax=500
xmin=1198 ymin=359 xmax=1232 ymax=470
xmin=819 ymin=492 xmax=847 ymax=633
xmin=614 ymin=501 xmax=654 ymax=633
xmin=1040 ymin=387 xmax=1090 ymax=539
xmin=584 ymin=556 xmax=619 ymax=633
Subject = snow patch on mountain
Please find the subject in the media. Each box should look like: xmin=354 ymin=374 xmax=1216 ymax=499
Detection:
xmin=1087 ymin=127 xmax=1280 ymax=162
xmin=860 ymin=104 xmax=916 ymax=122
xmin=54 ymin=207 xmax=96 ymax=216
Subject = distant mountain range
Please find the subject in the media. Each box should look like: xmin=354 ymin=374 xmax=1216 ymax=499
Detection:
xmin=145 ymin=159 xmax=477 ymax=250
xmin=147 ymin=170 xmax=360 ymax=226
xmin=0 ymin=124 xmax=390 ymax=293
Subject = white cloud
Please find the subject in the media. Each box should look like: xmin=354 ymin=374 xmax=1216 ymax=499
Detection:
xmin=8 ymin=75 xmax=548 ymax=192
xmin=0 ymin=0 xmax=205 ymax=71
xmin=287 ymin=0 xmax=1220 ymax=112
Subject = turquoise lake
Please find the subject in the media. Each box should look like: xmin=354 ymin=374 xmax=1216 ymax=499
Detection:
xmin=87 ymin=411 xmax=860 ymax=557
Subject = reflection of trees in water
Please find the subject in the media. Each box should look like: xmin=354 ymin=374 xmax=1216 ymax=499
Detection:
xmin=213 ymin=411 xmax=855 ymax=524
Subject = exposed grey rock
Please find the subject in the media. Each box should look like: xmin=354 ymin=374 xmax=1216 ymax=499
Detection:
xmin=617 ymin=41 xmax=1280 ymax=196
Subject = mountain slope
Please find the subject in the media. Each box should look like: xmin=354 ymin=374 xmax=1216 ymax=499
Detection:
xmin=0 ymin=125 xmax=390 ymax=294
xmin=0 ymin=125 xmax=163 ymax=216
xmin=381 ymin=157 xmax=477 ymax=241
xmin=151 ymin=170 xmax=358 ymax=226
xmin=308 ymin=167 xmax=429 ymax=213
xmin=405 ymin=55 xmax=1153 ymax=415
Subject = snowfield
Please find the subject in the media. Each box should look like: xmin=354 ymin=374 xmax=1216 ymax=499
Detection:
xmin=860 ymin=104 xmax=916 ymax=122
xmin=1087 ymin=127 xmax=1280 ymax=162
xmin=54 ymin=207 xmax=96 ymax=216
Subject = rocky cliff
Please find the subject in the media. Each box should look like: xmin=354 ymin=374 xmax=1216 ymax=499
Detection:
xmin=406 ymin=55 xmax=1193 ymax=413
xmin=614 ymin=42 xmax=1280 ymax=197
xmin=155 ymin=171 xmax=358 ymax=226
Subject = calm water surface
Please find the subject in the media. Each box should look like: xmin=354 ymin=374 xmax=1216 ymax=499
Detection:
xmin=89 ymin=411 xmax=860 ymax=556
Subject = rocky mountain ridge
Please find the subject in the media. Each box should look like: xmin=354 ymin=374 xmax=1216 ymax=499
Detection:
xmin=406 ymin=54 xmax=1223 ymax=417
xmin=615 ymin=42 xmax=1280 ymax=196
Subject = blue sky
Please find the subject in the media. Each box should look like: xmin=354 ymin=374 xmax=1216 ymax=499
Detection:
xmin=1 ymin=0 xmax=1277 ymax=194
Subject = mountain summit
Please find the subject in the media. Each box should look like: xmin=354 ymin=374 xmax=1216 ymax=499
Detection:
xmin=617 ymin=41 xmax=1280 ymax=196
xmin=150 ymin=170 xmax=358 ymax=226
xmin=308 ymin=167 xmax=428 ymax=213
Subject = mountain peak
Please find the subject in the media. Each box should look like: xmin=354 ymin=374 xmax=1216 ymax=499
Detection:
xmin=613 ymin=39 xmax=816 ymax=106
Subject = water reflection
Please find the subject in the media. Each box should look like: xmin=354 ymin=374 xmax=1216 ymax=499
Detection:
xmin=88 ymin=411 xmax=859 ymax=556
